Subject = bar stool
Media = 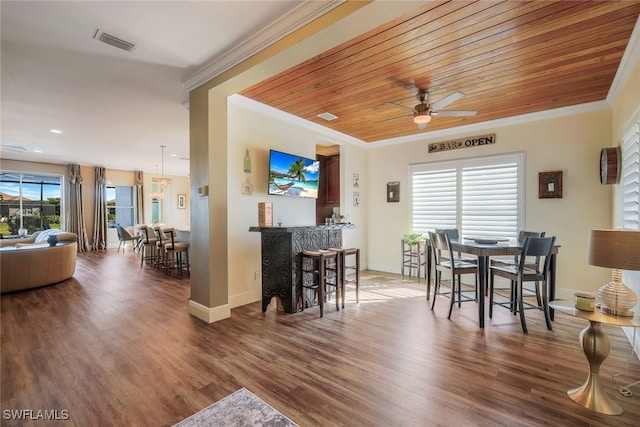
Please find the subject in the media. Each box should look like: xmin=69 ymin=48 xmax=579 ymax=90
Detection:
xmin=342 ymin=247 xmax=360 ymax=304
xmin=153 ymin=227 xmax=168 ymax=269
xmin=329 ymin=246 xmax=360 ymax=307
xmin=138 ymin=226 xmax=157 ymax=267
xmin=301 ymin=249 xmax=339 ymax=317
xmin=163 ymin=229 xmax=190 ymax=275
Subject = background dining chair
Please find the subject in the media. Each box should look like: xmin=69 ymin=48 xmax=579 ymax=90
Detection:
xmin=429 ymin=232 xmax=479 ymax=319
xmin=491 ymin=230 xmax=545 ymax=305
xmin=116 ymin=224 xmax=139 ymax=252
xmin=489 ymin=236 xmax=556 ymax=333
xmin=435 ymin=228 xmax=476 ymax=262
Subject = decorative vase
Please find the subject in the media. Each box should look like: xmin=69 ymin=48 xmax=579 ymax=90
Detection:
xmin=47 ymin=235 xmax=59 ymax=247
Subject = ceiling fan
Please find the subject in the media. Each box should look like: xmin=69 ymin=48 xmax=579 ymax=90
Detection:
xmin=386 ymin=91 xmax=478 ymax=129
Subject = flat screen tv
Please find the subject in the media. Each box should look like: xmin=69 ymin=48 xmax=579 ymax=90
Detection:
xmin=268 ymin=149 xmax=319 ymax=198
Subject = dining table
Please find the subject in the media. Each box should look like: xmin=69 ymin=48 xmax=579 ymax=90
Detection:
xmin=425 ymin=236 xmax=560 ymax=328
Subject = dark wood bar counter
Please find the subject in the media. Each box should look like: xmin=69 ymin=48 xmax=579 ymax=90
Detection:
xmin=249 ymin=224 xmax=355 ymax=313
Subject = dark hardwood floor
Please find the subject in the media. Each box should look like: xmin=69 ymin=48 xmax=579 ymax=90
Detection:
xmin=2 ymin=249 xmax=640 ymax=426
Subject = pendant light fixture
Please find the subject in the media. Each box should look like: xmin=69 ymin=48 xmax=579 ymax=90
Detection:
xmin=150 ymin=145 xmax=169 ymax=199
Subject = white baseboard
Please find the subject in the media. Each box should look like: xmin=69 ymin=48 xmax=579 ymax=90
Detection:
xmin=188 ymin=299 xmax=231 ymax=323
xmin=229 ymin=289 xmax=262 ymax=308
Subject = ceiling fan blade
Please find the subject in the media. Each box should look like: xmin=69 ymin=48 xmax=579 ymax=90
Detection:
xmin=375 ymin=114 xmax=413 ymax=124
xmin=432 ymin=110 xmax=477 ymax=117
xmin=384 ymin=101 xmax=416 ymax=113
xmin=431 ymin=91 xmax=465 ymax=110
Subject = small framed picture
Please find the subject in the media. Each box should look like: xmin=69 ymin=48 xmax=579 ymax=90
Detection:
xmin=177 ymin=194 xmax=187 ymax=209
xmin=387 ymin=181 xmax=400 ymax=203
xmin=539 ymin=171 xmax=563 ymax=199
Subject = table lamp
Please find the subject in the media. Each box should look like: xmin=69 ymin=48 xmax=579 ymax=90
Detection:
xmin=587 ymin=229 xmax=640 ymax=317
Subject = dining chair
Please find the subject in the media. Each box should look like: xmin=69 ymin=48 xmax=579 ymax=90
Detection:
xmin=429 ymin=232 xmax=479 ymax=319
xmin=491 ymin=230 xmax=545 ymax=305
xmin=489 ymin=236 xmax=556 ymax=333
xmin=116 ymin=224 xmax=139 ymax=252
xmin=434 ymin=228 xmax=476 ymax=263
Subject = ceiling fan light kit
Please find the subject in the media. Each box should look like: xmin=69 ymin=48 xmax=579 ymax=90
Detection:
xmin=389 ymin=90 xmax=477 ymax=130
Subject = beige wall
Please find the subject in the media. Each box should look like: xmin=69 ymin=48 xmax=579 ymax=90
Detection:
xmin=366 ymin=108 xmax=613 ymax=300
xmin=226 ymin=96 xmax=368 ymax=307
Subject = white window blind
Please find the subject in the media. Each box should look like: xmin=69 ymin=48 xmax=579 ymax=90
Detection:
xmin=621 ymin=118 xmax=640 ymax=231
xmin=410 ymin=153 xmax=523 ymax=238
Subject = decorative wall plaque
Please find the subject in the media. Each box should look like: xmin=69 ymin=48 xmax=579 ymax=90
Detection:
xmin=539 ymin=171 xmax=563 ymax=199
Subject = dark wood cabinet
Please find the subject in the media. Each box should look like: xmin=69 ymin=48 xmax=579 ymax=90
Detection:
xmin=316 ymin=154 xmax=340 ymax=225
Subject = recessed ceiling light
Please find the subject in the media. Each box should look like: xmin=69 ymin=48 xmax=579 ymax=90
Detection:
xmin=33 ymin=149 xmax=43 ymax=153
xmin=50 ymin=129 xmax=62 ymax=134
xmin=170 ymin=154 xmax=177 ymax=157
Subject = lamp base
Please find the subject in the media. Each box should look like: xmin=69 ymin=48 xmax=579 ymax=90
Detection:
xmin=598 ymin=304 xmax=635 ymax=317
xmin=596 ymin=272 xmax=637 ymax=318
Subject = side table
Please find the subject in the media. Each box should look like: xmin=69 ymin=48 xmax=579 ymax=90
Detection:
xmin=550 ymin=302 xmax=639 ymax=415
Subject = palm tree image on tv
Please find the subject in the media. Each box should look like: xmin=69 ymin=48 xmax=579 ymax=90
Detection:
xmin=288 ymin=159 xmax=308 ymax=183
xmin=268 ymin=150 xmax=319 ymax=198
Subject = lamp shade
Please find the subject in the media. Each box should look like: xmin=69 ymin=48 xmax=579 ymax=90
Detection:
xmin=587 ymin=229 xmax=640 ymax=270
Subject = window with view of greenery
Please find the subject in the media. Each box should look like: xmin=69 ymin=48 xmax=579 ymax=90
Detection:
xmin=0 ymin=171 xmax=63 ymax=236
xmin=106 ymin=185 xmax=134 ymax=228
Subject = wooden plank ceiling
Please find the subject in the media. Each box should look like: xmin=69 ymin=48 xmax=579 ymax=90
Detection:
xmin=241 ymin=0 xmax=640 ymax=143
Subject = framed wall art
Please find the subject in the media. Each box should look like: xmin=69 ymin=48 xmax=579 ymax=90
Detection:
xmin=539 ymin=171 xmax=563 ymax=199
xmin=177 ymin=194 xmax=187 ymax=209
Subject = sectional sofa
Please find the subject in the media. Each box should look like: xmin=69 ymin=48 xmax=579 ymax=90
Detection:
xmin=1 ymin=230 xmax=78 ymax=293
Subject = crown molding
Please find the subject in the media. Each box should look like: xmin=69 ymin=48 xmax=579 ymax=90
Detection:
xmin=371 ymin=101 xmax=611 ymax=147
xmin=230 ymin=94 xmax=611 ymax=149
xmin=181 ymin=0 xmax=344 ymax=91
xmin=607 ymin=15 xmax=640 ymax=105
xmin=229 ymin=94 xmax=365 ymax=146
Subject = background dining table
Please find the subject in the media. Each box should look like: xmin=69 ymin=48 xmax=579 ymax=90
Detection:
xmin=425 ymin=237 xmax=560 ymax=328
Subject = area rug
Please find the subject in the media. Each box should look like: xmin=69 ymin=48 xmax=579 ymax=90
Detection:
xmin=173 ymin=387 xmax=298 ymax=427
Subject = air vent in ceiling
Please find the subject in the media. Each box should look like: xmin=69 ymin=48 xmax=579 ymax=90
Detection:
xmin=318 ymin=112 xmax=338 ymax=121
xmin=93 ymin=29 xmax=136 ymax=52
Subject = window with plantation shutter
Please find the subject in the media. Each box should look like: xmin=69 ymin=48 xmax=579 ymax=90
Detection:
xmin=410 ymin=153 xmax=524 ymax=239
xmin=621 ymin=116 xmax=640 ymax=231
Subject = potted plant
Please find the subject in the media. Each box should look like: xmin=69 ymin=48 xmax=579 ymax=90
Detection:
xmin=403 ymin=232 xmax=425 ymax=246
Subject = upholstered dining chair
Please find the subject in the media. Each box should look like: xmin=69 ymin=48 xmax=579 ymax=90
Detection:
xmin=138 ymin=226 xmax=158 ymax=267
xmin=116 ymin=225 xmax=139 ymax=252
xmin=489 ymin=236 xmax=556 ymax=333
xmin=162 ymin=228 xmax=190 ymax=274
xmin=429 ymin=231 xmax=479 ymax=319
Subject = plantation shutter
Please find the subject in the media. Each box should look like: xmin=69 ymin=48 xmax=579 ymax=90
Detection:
xmin=411 ymin=167 xmax=457 ymax=235
xmin=411 ymin=153 xmax=523 ymax=238
xmin=621 ymin=118 xmax=640 ymax=231
xmin=461 ymin=161 xmax=519 ymax=239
